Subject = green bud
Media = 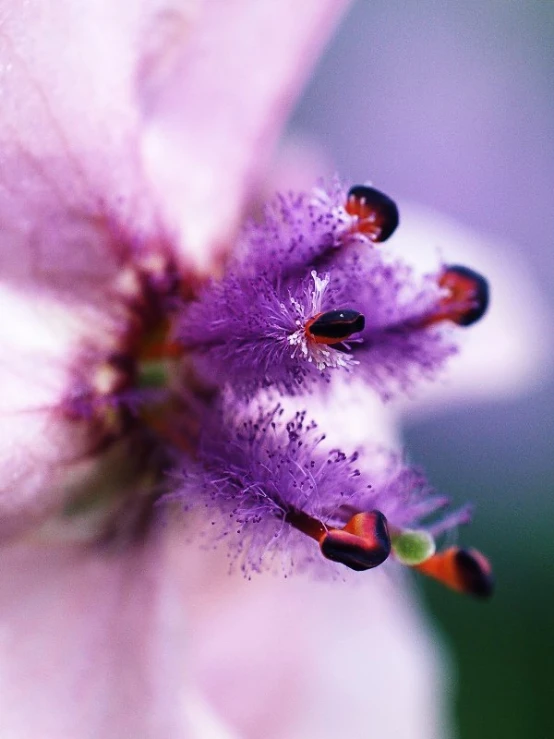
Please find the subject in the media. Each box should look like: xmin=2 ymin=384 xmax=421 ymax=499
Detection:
xmin=391 ymin=529 xmax=436 ymax=566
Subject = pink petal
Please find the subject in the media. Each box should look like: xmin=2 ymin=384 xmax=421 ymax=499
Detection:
xmin=0 ymin=529 xmax=450 ymax=739
xmin=0 ymin=1 xmax=168 ymax=289
xmin=183 ymin=547 xmax=451 ymax=739
xmin=0 ymin=283 xmax=122 ymax=538
xmin=0 ymin=1 xmax=177 ymax=534
xmin=0 ymin=528 xmax=200 ymax=739
xmin=0 ymin=1 xmax=352 ymax=279
xmin=140 ymin=0 xmax=351 ymax=270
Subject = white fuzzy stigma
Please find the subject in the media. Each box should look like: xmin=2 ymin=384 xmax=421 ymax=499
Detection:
xmin=287 ymin=271 xmax=358 ymax=372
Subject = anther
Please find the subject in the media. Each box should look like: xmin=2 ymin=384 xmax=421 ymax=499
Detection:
xmin=423 ymin=265 xmax=489 ymax=328
xmin=305 ymin=309 xmax=365 ymax=345
xmin=345 ymin=185 xmax=399 ymax=242
xmin=284 ymin=508 xmax=391 ymax=572
xmin=414 ymin=546 xmax=494 ymax=598
xmin=319 ymin=510 xmax=391 ymax=571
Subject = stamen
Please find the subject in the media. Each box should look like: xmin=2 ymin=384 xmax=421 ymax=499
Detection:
xmin=345 ymin=185 xmax=399 ymax=242
xmin=414 ymin=546 xmax=494 ymax=598
xmin=286 ymin=508 xmax=391 ymax=572
xmin=422 ymin=265 xmax=489 ymax=328
xmin=320 ymin=511 xmax=391 ymax=571
xmin=305 ymin=309 xmax=365 ymax=345
xmin=284 ymin=507 xmax=327 ymax=541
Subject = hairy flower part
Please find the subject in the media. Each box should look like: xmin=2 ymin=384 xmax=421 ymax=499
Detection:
xmin=341 ymin=258 xmax=459 ymax=398
xmin=178 ymin=268 xmax=358 ymax=396
xmin=245 ymin=180 xmax=399 ymax=279
xmin=245 ymin=181 xmax=353 ymax=277
xmin=0 ymin=173 xmax=490 ymax=595
xmin=177 ymin=183 xmax=483 ymax=400
xmin=165 ymin=183 xmax=492 ymax=594
xmin=172 ymin=403 xmax=471 ymax=579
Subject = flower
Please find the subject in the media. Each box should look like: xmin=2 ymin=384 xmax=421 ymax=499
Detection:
xmin=170 ymin=179 xmax=488 ymax=585
xmin=0 ymin=1 xmax=533 ymax=737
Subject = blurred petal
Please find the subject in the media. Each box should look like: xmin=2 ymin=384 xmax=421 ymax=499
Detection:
xmin=184 ymin=548 xmax=450 ymax=739
xmin=0 ymin=0 xmax=354 ymax=277
xmin=0 ymin=0 xmax=170 ymax=289
xmin=287 ymin=575 xmax=450 ymax=739
xmin=141 ymin=0 xmax=351 ymax=270
xmin=0 ymin=283 xmax=121 ymax=537
xmin=186 ymin=690 xmax=240 ymax=739
xmin=0 ymin=528 xmax=196 ymax=739
xmin=0 ymin=527 xmax=448 ymax=739
xmin=0 ymin=0 xmax=351 ymax=273
xmin=262 ymin=135 xmax=335 ymax=198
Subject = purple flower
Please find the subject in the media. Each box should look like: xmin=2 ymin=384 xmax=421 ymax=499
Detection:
xmin=0 ymin=1 xmax=531 ymax=737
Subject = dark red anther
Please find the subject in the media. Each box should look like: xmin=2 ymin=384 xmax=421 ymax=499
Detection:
xmin=305 ymin=309 xmax=365 ymax=345
xmin=284 ymin=507 xmax=390 ymax=572
xmin=424 ymin=265 xmax=489 ymax=328
xmin=319 ymin=510 xmax=391 ymax=572
xmin=345 ymin=185 xmax=399 ymax=242
xmin=415 ymin=546 xmax=494 ymax=598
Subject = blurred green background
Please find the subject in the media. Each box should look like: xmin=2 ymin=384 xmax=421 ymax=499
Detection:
xmin=411 ymin=418 xmax=552 ymax=739
xmin=289 ymin=2 xmax=554 ymax=737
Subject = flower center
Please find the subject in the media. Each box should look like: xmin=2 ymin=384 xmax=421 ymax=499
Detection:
xmin=60 ymin=256 xmax=214 ymax=540
xmin=49 ymin=182 xmax=494 ymax=593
